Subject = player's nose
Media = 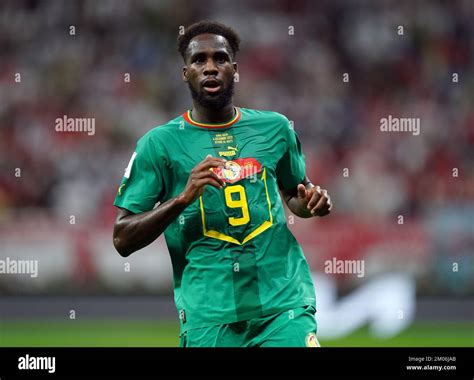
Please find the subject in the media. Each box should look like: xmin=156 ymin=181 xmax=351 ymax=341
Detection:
xmin=203 ymin=58 xmax=218 ymax=75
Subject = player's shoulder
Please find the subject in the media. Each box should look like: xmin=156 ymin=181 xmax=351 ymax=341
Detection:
xmin=240 ymin=108 xmax=294 ymax=139
xmin=241 ymin=107 xmax=291 ymax=126
xmin=136 ymin=114 xmax=184 ymax=146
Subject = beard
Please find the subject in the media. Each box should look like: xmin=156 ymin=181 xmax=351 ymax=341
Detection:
xmin=188 ymin=80 xmax=235 ymax=110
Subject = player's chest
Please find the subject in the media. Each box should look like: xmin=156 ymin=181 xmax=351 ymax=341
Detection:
xmin=168 ymin=127 xmax=285 ymax=178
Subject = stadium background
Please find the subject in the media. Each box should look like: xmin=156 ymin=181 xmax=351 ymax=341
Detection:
xmin=0 ymin=0 xmax=472 ymax=346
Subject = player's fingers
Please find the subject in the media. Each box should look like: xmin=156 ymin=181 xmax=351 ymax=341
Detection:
xmin=297 ymin=184 xmax=307 ymax=199
xmin=192 ymin=170 xmax=225 ymax=187
xmin=310 ymin=189 xmax=327 ymax=213
xmin=307 ymin=186 xmax=322 ymax=210
xmin=316 ymin=208 xmax=331 ymax=217
xmin=194 ymin=158 xmax=226 ymax=173
xmin=200 ymin=158 xmax=226 ymax=169
xmin=311 ymin=189 xmax=329 ymax=215
xmin=193 ymin=177 xmax=224 ymax=190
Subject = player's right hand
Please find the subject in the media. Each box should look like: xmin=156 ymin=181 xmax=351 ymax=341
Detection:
xmin=178 ymin=155 xmax=226 ymax=205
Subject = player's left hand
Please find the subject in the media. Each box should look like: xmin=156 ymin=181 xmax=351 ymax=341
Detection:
xmin=296 ymin=184 xmax=332 ymax=217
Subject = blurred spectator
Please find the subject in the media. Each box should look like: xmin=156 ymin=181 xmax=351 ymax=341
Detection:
xmin=0 ymin=0 xmax=472 ymax=225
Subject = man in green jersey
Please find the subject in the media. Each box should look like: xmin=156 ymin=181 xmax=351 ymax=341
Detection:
xmin=113 ymin=21 xmax=332 ymax=347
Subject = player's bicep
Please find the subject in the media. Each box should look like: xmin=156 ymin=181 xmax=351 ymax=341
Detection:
xmin=114 ymin=139 xmax=167 ymax=214
xmin=276 ymin=125 xmax=306 ymax=191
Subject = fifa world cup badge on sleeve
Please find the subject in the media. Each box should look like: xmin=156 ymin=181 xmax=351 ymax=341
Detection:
xmin=305 ymin=332 xmax=320 ymax=347
xmin=179 ymin=309 xmax=186 ymax=323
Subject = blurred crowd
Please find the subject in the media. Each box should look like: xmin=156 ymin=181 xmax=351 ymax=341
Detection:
xmin=0 ymin=0 xmax=472 ymax=226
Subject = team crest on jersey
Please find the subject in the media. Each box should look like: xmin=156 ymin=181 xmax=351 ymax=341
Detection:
xmin=211 ymin=158 xmax=262 ymax=184
xmin=305 ymin=332 xmax=320 ymax=347
xmin=222 ymin=161 xmax=241 ymax=182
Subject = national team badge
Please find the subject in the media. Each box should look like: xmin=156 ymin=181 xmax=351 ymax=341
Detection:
xmin=211 ymin=158 xmax=262 ymax=184
xmin=305 ymin=332 xmax=320 ymax=347
xmin=222 ymin=161 xmax=241 ymax=182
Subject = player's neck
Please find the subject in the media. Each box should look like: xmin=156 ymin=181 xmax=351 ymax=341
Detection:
xmin=190 ymin=103 xmax=236 ymax=124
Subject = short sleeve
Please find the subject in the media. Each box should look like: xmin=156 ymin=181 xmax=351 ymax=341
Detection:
xmin=275 ymin=119 xmax=306 ymax=191
xmin=114 ymin=135 xmax=167 ymax=214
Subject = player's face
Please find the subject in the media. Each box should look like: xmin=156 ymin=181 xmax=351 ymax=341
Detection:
xmin=182 ymin=34 xmax=238 ymax=109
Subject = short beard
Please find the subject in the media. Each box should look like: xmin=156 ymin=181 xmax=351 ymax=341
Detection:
xmin=188 ymin=80 xmax=235 ymax=110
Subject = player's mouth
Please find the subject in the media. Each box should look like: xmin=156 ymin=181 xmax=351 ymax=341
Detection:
xmin=202 ymin=79 xmax=222 ymax=94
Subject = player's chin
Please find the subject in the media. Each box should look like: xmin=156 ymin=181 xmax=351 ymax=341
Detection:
xmin=202 ymin=90 xmax=221 ymax=98
xmin=200 ymin=92 xmax=229 ymax=108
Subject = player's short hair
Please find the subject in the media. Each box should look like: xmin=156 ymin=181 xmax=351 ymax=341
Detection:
xmin=178 ymin=21 xmax=241 ymax=62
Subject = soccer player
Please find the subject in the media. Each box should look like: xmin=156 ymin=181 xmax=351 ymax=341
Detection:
xmin=113 ymin=21 xmax=332 ymax=347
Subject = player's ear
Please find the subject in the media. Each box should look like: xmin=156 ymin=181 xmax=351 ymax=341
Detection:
xmin=232 ymin=63 xmax=239 ymax=82
xmin=182 ymin=66 xmax=188 ymax=82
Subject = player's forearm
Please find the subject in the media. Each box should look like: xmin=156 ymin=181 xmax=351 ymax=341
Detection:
xmin=113 ymin=196 xmax=190 ymax=257
xmin=113 ymin=156 xmax=225 ymax=257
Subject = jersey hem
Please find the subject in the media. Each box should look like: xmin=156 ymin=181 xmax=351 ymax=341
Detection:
xmin=113 ymin=202 xmax=144 ymax=215
xmin=179 ymin=302 xmax=315 ymax=333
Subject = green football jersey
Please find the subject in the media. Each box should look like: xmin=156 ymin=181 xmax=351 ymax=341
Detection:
xmin=114 ymin=107 xmax=316 ymax=332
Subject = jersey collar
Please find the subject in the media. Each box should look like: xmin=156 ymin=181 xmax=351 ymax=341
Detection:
xmin=183 ymin=107 xmax=241 ymax=129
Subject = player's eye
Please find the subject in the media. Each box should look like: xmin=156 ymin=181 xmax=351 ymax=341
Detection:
xmin=215 ymin=54 xmax=228 ymax=64
xmin=192 ymin=55 xmax=205 ymax=63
